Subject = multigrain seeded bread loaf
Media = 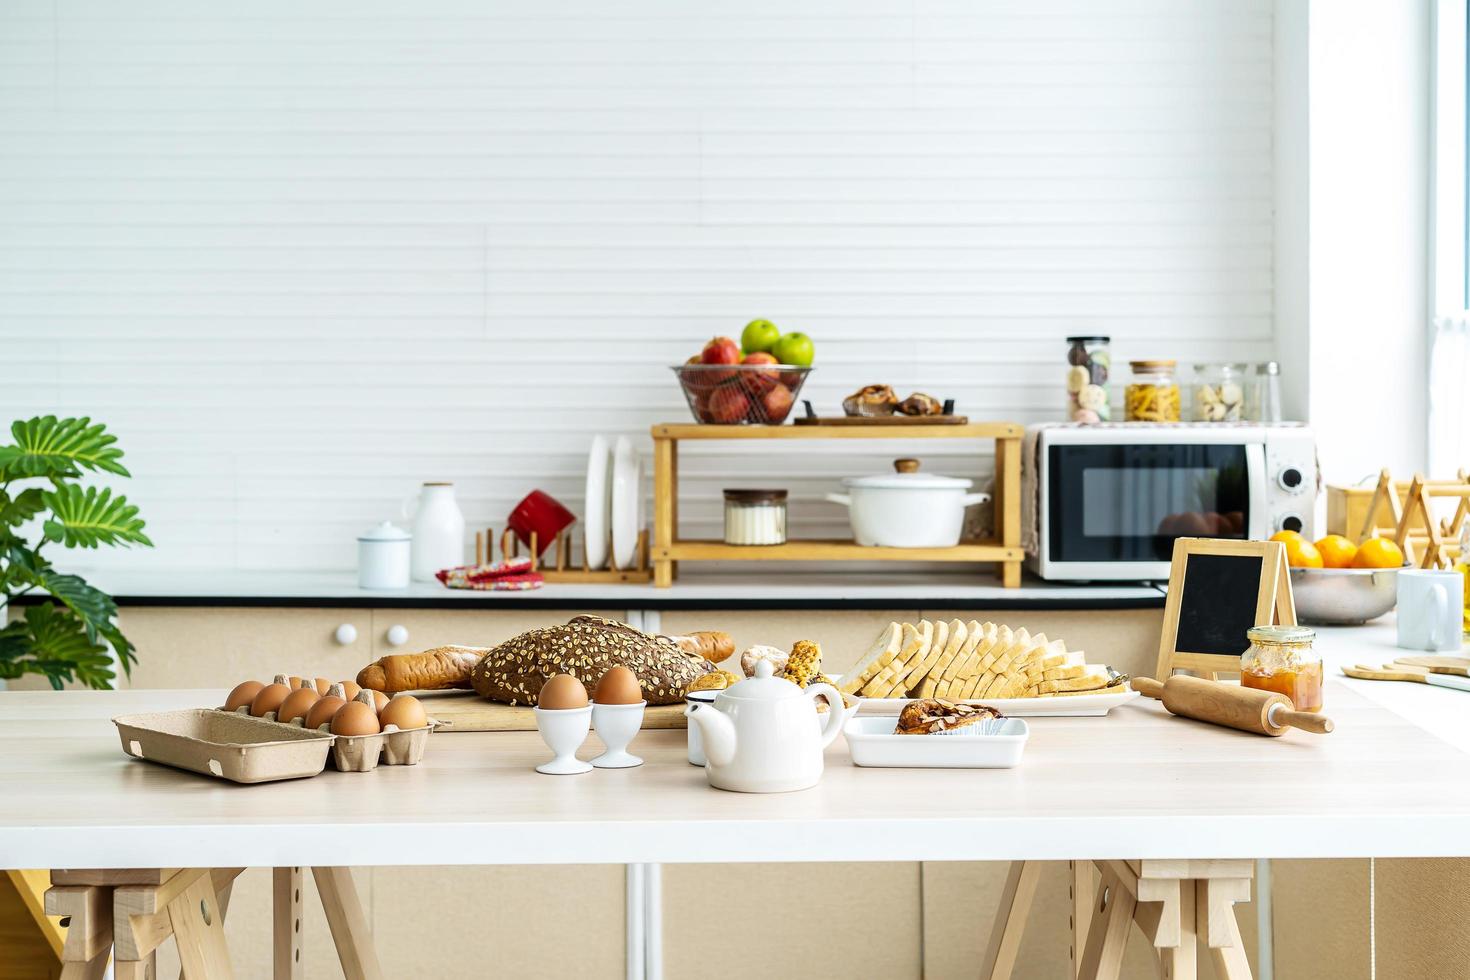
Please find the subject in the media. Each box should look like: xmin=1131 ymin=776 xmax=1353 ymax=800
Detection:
xmin=470 ymin=616 xmax=716 ymax=705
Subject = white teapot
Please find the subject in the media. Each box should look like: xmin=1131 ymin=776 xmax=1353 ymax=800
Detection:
xmin=683 ymin=660 xmax=846 ymax=793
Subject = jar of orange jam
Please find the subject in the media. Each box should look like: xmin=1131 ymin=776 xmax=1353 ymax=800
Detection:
xmin=1241 ymin=625 xmax=1321 ymax=712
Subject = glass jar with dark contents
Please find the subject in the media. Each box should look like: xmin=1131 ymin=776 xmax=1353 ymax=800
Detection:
xmin=1065 ymin=336 xmax=1111 ymax=422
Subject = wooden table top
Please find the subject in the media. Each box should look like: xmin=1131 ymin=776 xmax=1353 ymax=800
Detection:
xmin=2 ymin=681 xmax=1467 ymax=869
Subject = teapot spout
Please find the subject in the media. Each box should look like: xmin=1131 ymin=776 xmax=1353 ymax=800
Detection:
xmin=685 ymin=703 xmax=736 ymax=767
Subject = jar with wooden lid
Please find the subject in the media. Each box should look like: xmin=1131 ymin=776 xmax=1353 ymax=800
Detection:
xmin=723 ymin=489 xmax=788 ymax=546
xmin=1240 ymin=625 xmax=1321 ymax=712
xmin=1124 ymin=359 xmax=1181 ymax=422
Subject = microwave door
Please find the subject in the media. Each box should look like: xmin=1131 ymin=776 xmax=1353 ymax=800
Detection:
xmin=1046 ymin=443 xmax=1252 ymax=577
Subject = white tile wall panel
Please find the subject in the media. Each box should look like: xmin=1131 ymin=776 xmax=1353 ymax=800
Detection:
xmin=0 ymin=0 xmax=1277 ymax=571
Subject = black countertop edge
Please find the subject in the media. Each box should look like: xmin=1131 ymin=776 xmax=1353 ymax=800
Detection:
xmin=9 ymin=593 xmax=1167 ymax=611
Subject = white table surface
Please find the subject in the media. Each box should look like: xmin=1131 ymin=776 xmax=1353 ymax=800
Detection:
xmin=4 ymin=616 xmax=1469 ymax=871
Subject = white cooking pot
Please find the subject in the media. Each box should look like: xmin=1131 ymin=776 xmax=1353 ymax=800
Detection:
xmin=825 ymin=458 xmax=990 ymax=548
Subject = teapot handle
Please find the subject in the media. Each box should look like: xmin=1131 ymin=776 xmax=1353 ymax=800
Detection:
xmin=808 ymin=683 xmax=847 ymax=748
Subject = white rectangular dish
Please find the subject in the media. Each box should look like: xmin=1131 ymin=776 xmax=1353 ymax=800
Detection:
xmin=854 ymin=688 xmax=1139 ymax=718
xmin=843 ymin=715 xmax=1029 ymax=769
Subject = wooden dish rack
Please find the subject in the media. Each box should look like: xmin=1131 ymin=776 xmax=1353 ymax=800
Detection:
xmin=649 ymin=421 xmax=1024 ymax=588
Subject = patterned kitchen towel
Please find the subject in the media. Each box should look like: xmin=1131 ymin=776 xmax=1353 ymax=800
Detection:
xmin=436 ymin=556 xmax=544 ymax=591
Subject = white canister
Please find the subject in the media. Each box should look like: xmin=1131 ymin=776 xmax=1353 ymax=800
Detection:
xmin=357 ymin=521 xmax=411 ymax=590
xmin=1396 ymin=569 xmax=1465 ymax=652
xmin=404 ymin=482 xmax=466 ymax=582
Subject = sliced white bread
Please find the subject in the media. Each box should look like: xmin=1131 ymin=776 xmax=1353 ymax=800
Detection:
xmin=839 ymin=622 xmax=902 ymax=695
xmin=901 ymin=618 xmax=965 ymax=696
xmin=861 ymin=621 xmax=933 ymax=697
xmin=920 ymin=619 xmax=980 ymax=697
xmin=1037 ymin=664 xmax=1112 ymax=694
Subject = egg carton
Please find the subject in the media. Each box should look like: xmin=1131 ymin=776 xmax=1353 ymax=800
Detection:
xmin=215 ymin=700 xmax=436 ymax=773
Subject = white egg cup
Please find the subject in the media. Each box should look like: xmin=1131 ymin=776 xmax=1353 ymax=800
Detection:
xmin=591 ymin=701 xmax=646 ymax=769
xmin=532 ymin=705 xmax=593 ymax=775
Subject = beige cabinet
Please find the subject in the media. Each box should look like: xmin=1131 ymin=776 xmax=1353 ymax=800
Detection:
xmin=367 ymin=607 xmax=624 ymax=657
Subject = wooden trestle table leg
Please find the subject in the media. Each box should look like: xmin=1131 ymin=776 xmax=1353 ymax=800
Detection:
xmin=46 ymin=882 xmax=114 ymax=980
xmin=977 ymin=860 xmax=1040 ymax=980
xmin=312 ymin=867 xmax=384 ymax=980
xmin=274 ymin=866 xmax=305 ymax=979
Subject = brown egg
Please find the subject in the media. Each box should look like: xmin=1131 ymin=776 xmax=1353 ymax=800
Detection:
xmin=330 ymin=700 xmax=381 ymax=737
xmin=249 ymin=683 xmax=292 ymax=718
xmin=276 ymin=686 xmax=320 ymax=724
xmin=287 ymin=675 xmax=305 ymax=690
xmin=368 ymin=690 xmax=389 ymax=713
xmin=314 ymin=677 xmax=332 ymax=695
xmin=304 ymin=696 xmax=346 ymax=731
xmin=538 ymin=673 xmax=589 ymax=710
xmin=224 ymin=681 xmax=264 ymax=712
xmin=593 ymin=666 xmax=642 ymax=705
xmin=338 ymin=680 xmax=362 ymax=701
xmin=379 ymin=695 xmax=428 ymax=731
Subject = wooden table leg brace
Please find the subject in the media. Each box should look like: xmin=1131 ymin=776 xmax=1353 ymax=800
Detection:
xmin=47 ymin=866 xmax=382 ymax=980
xmin=979 ymin=859 xmax=1254 ymax=980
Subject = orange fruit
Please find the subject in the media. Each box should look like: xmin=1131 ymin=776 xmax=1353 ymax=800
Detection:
xmin=1270 ymin=530 xmax=1303 ymax=545
xmin=1314 ymin=534 xmax=1358 ymax=568
xmin=1278 ymin=535 xmax=1323 ymax=568
xmin=1352 ymin=537 xmax=1405 ymax=569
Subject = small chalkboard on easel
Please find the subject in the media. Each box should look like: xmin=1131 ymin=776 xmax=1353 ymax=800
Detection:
xmin=1155 ymin=537 xmax=1297 ymax=680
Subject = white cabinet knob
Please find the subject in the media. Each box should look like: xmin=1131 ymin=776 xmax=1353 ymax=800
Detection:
xmin=386 ymin=624 xmax=410 ymax=647
xmin=334 ymin=623 xmax=358 ymax=646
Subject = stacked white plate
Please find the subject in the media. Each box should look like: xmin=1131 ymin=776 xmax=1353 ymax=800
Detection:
xmin=584 ymin=434 xmax=642 ymax=571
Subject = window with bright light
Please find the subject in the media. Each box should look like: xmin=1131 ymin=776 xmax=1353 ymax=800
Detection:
xmin=1430 ymin=0 xmax=1470 ymax=474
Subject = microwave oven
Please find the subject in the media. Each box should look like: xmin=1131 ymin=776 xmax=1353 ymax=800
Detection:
xmin=1028 ymin=424 xmax=1316 ymax=582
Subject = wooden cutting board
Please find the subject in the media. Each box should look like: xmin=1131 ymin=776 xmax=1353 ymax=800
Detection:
xmin=416 ymin=691 xmax=689 ymax=732
xmin=794 ymin=414 xmax=968 ymax=426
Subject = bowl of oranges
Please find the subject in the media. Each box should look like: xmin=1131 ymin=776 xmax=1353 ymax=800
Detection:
xmin=1274 ymin=531 xmax=1406 ymax=625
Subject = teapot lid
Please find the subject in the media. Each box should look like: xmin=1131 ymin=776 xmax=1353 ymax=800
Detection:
xmin=717 ymin=659 xmax=802 ymax=700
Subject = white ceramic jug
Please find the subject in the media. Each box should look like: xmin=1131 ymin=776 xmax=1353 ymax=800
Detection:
xmin=683 ymin=660 xmax=845 ymax=793
xmin=403 ymin=482 xmax=465 ymax=582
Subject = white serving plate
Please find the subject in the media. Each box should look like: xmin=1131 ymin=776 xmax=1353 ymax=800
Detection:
xmin=583 ymin=434 xmax=612 ymax=570
xmin=854 ymin=688 xmax=1140 ymax=718
xmin=844 ymin=715 xmax=1029 ymax=769
xmin=610 ymin=435 xmax=641 ymax=570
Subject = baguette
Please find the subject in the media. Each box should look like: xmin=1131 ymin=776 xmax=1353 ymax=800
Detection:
xmin=669 ymin=631 xmax=735 ymax=663
xmin=356 ymin=646 xmax=488 ymax=693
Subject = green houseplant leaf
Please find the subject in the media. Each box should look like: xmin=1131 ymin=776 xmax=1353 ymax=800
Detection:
xmin=0 ymin=605 xmax=115 ymax=689
xmin=0 ymin=415 xmax=130 ymax=481
xmin=0 ymin=415 xmax=149 ymax=689
xmin=41 ymin=484 xmax=152 ymax=549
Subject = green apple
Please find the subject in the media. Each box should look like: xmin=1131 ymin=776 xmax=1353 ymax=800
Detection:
xmin=772 ymin=331 xmax=814 ymax=367
xmin=740 ymin=319 xmax=780 ymax=354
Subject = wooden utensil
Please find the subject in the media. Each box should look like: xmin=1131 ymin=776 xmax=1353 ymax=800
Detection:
xmin=1343 ymin=663 xmax=1470 ymax=693
xmin=1131 ymin=675 xmax=1333 ymax=736
xmin=1394 ymin=655 xmax=1470 ymax=677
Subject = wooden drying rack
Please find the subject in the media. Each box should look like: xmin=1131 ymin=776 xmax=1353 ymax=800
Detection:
xmin=1351 ymin=468 xmax=1469 ymax=569
xmin=648 ymin=421 xmax=1024 ymax=588
xmin=477 ymin=525 xmax=653 ymax=584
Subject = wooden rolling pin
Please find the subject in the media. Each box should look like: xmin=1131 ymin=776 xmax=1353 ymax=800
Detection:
xmin=1132 ymin=675 xmax=1334 ymax=736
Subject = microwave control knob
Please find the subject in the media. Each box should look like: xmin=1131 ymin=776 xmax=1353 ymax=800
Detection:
xmin=1277 ymin=466 xmax=1305 ymax=492
xmin=1278 ymin=514 xmax=1305 ymax=534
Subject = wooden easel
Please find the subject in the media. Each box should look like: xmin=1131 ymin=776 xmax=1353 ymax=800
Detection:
xmin=46 ymin=866 xmax=381 ymax=979
xmin=1391 ymin=471 xmax=1470 ymax=569
xmin=980 ymin=860 xmax=1255 ymax=980
xmin=1155 ymin=538 xmax=1296 ymax=682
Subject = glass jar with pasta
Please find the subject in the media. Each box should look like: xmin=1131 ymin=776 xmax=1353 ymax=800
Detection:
xmin=1124 ymin=359 xmax=1181 ymax=422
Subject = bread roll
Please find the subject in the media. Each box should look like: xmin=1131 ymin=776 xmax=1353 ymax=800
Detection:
xmin=356 ymin=646 xmax=487 ymax=693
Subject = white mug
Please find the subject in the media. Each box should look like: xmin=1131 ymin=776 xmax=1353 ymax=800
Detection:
xmin=1397 ymin=569 xmax=1465 ymax=652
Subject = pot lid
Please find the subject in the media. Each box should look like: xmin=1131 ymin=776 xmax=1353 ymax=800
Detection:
xmin=717 ymin=659 xmax=803 ymax=700
xmin=842 ymin=458 xmax=972 ymax=491
xmin=358 ymin=520 xmax=411 ymax=542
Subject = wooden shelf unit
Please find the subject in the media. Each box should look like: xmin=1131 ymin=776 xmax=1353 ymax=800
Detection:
xmin=649 ymin=421 xmax=1024 ymax=587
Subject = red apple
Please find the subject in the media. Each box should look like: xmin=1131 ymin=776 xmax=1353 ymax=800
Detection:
xmin=738 ymin=351 xmax=779 ymax=395
xmin=707 ymin=385 xmax=751 ymax=424
xmin=759 ymin=382 xmax=795 ymax=423
xmin=700 ymin=337 xmax=742 ymax=365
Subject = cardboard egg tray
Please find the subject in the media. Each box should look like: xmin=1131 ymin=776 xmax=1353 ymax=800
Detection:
xmin=216 ymin=704 xmax=435 ymax=773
